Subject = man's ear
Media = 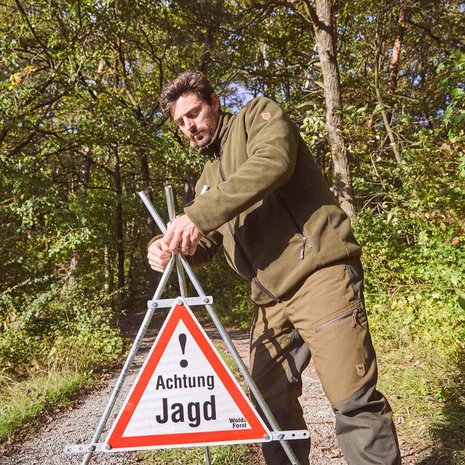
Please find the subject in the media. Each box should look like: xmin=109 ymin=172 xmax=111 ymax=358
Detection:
xmin=211 ymin=93 xmax=220 ymax=111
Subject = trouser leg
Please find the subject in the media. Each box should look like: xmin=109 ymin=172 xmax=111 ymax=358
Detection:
xmin=250 ymin=304 xmax=311 ymax=465
xmin=286 ymin=258 xmax=401 ymax=465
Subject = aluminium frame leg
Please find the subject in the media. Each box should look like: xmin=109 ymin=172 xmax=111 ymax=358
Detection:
xmin=80 ymin=258 xmax=175 ymax=465
xmin=165 ymin=185 xmax=212 ymax=465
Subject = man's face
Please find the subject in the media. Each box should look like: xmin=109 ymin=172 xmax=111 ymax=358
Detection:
xmin=171 ymin=92 xmax=220 ymax=149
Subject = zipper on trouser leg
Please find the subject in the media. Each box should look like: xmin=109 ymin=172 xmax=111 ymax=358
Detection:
xmin=314 ymin=308 xmax=360 ymax=334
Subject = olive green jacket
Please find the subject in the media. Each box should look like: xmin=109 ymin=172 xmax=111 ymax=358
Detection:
xmin=184 ymin=97 xmax=361 ymax=305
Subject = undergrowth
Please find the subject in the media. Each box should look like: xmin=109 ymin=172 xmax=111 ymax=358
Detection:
xmin=353 ymin=139 xmax=465 ymax=463
xmin=0 ymin=369 xmax=92 ymax=442
xmin=0 ymin=284 xmax=124 ymax=442
xmin=141 ymin=444 xmax=252 ymax=465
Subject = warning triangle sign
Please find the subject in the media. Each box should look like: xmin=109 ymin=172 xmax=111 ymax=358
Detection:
xmin=105 ymin=299 xmax=270 ymax=451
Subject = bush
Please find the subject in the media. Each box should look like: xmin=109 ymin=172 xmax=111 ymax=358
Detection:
xmin=0 ymin=284 xmax=124 ymax=378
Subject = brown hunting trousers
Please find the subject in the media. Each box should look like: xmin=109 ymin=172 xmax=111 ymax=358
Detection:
xmin=250 ymin=258 xmax=401 ymax=465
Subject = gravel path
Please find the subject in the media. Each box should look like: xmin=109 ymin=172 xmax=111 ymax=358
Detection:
xmin=1 ymin=308 xmax=428 ymax=465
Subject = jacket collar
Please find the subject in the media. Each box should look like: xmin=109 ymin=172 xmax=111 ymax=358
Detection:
xmin=200 ymin=111 xmax=233 ymax=159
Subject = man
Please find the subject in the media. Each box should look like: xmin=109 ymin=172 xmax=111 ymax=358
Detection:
xmin=148 ymin=70 xmax=401 ymax=465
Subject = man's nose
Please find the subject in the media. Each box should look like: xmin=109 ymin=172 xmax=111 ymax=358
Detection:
xmin=185 ymin=118 xmax=195 ymax=132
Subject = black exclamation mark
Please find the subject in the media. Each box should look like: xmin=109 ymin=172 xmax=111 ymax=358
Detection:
xmin=179 ymin=333 xmax=188 ymax=368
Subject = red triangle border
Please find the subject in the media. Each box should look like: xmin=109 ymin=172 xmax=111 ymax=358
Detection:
xmin=106 ymin=303 xmax=269 ymax=450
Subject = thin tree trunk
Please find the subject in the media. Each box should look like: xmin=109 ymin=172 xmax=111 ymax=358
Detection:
xmin=388 ymin=8 xmax=406 ymax=95
xmin=140 ymin=150 xmax=157 ymax=289
xmin=104 ymin=244 xmax=113 ymax=296
xmin=374 ymin=39 xmax=402 ymax=165
xmin=113 ymin=144 xmax=125 ymax=290
xmin=140 ymin=151 xmax=155 ymax=234
xmin=199 ymin=0 xmax=223 ymax=73
xmin=313 ymin=0 xmax=354 ymax=217
xmin=386 ymin=8 xmax=406 ymax=126
xmin=67 ymin=151 xmax=92 ymax=288
xmin=183 ymin=165 xmax=198 ymax=207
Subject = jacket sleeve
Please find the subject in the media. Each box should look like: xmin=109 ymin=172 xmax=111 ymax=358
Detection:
xmin=184 ymin=230 xmax=223 ymax=268
xmin=147 ymin=166 xmax=223 ymax=267
xmin=184 ymin=98 xmax=299 ymax=235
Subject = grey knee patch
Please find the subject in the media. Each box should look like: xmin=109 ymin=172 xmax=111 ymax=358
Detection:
xmin=286 ymin=329 xmax=311 ymax=384
xmin=345 ymin=259 xmax=364 ymax=303
xmin=332 ymin=381 xmax=387 ymax=416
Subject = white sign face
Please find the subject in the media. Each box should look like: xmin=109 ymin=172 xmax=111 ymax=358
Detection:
xmin=105 ymin=301 xmax=270 ymax=451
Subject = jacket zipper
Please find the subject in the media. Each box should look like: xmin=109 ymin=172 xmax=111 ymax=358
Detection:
xmin=218 ymin=159 xmax=281 ymax=303
xmin=275 ymin=193 xmax=310 ymax=260
xmin=314 ymin=307 xmax=360 ymax=334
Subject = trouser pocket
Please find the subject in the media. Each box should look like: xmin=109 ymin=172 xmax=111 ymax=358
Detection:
xmin=314 ymin=305 xmax=363 ymax=334
xmin=308 ymin=300 xmax=376 ymax=404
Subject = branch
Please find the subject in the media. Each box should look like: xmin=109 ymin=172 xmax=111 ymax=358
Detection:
xmin=14 ymin=0 xmax=54 ymax=65
xmin=406 ymin=18 xmax=441 ymax=43
xmin=6 ymin=131 xmax=36 ymax=158
xmin=374 ymin=37 xmax=402 ymax=165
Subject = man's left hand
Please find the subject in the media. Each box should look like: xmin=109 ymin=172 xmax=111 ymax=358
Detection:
xmin=163 ymin=214 xmax=201 ymax=255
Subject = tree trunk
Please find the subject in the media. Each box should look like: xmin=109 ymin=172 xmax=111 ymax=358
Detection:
xmin=140 ymin=151 xmax=155 ymax=234
xmin=313 ymin=0 xmax=354 ymax=217
xmin=104 ymin=244 xmax=113 ymax=296
xmin=183 ymin=165 xmax=198 ymax=207
xmin=388 ymin=8 xmax=406 ymax=95
xmin=375 ymin=38 xmax=402 ymax=165
xmin=140 ymin=150 xmax=157 ymax=290
xmin=199 ymin=0 xmax=223 ymax=73
xmin=386 ymin=7 xmax=406 ymax=127
xmin=113 ymin=144 xmax=125 ymax=291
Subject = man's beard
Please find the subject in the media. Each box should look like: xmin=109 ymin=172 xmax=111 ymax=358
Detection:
xmin=189 ymin=131 xmax=212 ymax=148
xmin=188 ymin=112 xmax=218 ymax=149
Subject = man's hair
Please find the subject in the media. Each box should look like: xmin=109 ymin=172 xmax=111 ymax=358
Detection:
xmin=159 ymin=71 xmax=215 ymax=117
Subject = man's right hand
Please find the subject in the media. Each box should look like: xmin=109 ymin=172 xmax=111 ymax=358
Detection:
xmin=147 ymin=238 xmax=171 ymax=273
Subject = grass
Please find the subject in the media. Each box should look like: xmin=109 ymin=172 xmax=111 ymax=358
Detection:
xmin=374 ymin=337 xmax=465 ymax=464
xmin=0 ymin=368 xmax=92 ymax=443
xmin=142 ymin=444 xmax=254 ymax=464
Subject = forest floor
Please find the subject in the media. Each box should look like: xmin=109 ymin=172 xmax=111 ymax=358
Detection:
xmin=1 ymin=307 xmax=438 ymax=465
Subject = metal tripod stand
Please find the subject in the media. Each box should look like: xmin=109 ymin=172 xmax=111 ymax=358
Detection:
xmin=65 ymin=186 xmax=308 ymax=465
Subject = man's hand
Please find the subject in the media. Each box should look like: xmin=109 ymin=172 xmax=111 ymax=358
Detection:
xmin=164 ymin=214 xmax=201 ymax=255
xmin=147 ymin=238 xmax=172 ymax=273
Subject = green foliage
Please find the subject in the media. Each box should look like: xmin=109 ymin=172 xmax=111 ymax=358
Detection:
xmin=1 ymin=0 xmax=464 ymax=458
xmin=354 ymin=128 xmax=465 ymax=356
xmin=195 ymin=254 xmax=253 ymax=328
xmin=437 ymin=49 xmax=465 ymax=137
xmin=0 ymin=284 xmax=124 ymax=378
xmin=350 ymin=118 xmax=465 ymax=460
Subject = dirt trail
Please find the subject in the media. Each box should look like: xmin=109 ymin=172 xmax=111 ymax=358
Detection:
xmin=1 ymin=308 xmax=428 ymax=465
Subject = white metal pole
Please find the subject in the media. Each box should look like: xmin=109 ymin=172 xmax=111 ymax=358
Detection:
xmin=164 ymin=185 xmax=212 ymax=465
xmin=80 ymin=257 xmax=175 ymax=465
